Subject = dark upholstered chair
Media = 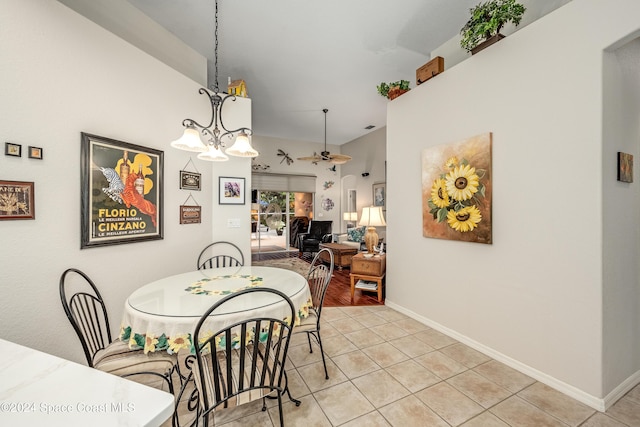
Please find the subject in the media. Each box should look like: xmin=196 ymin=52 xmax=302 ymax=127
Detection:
xmin=289 ymin=216 xmax=310 ymax=248
xmin=298 ymin=220 xmax=332 ymax=257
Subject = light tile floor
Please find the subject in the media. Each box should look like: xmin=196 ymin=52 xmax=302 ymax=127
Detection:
xmin=169 ymin=305 xmax=640 ymax=427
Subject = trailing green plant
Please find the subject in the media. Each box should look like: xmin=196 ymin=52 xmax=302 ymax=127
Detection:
xmin=460 ymin=0 xmax=526 ymax=52
xmin=376 ymin=80 xmax=410 ymax=98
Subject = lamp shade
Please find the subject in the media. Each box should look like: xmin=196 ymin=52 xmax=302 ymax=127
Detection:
xmin=197 ymin=145 xmax=229 ymax=162
xmin=170 ymin=125 xmax=207 ymax=153
xmin=226 ymin=132 xmax=259 ymax=157
xmin=343 ymin=212 xmax=357 ymax=221
xmin=359 ymin=206 xmax=386 ymax=227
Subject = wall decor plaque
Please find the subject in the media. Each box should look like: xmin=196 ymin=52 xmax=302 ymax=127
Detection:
xmin=180 ymin=205 xmax=202 ymax=224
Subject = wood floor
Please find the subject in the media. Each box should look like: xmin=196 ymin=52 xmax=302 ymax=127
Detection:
xmin=251 ymin=251 xmax=384 ymax=307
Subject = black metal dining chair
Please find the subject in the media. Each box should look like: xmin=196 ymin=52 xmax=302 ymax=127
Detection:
xmin=294 ymin=248 xmax=334 ymax=379
xmin=59 ymin=268 xmax=176 ymax=393
xmin=192 ymin=287 xmax=296 ymax=426
xmin=197 ymin=241 xmax=245 ymax=270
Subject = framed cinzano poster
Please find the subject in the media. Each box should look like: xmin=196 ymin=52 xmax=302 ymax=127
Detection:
xmin=80 ymin=133 xmax=163 ymax=248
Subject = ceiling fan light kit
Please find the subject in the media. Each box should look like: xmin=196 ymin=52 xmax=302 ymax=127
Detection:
xmin=297 ymin=108 xmax=352 ymax=165
xmin=171 ymin=0 xmax=258 ymax=161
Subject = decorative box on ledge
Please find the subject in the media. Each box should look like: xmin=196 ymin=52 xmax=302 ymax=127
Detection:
xmin=416 ymin=56 xmax=444 ymax=85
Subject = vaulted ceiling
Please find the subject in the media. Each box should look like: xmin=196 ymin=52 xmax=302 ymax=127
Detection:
xmin=65 ymin=0 xmax=569 ymax=146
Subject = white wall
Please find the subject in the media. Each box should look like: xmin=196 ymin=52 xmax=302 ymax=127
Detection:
xmin=0 ymin=0 xmax=250 ymax=363
xmin=386 ymin=0 xmax=640 ymax=409
xmin=340 ymin=128 xmax=387 ymax=238
xmin=602 ymin=38 xmax=640 ymax=399
xmin=57 ymin=0 xmax=207 ymax=86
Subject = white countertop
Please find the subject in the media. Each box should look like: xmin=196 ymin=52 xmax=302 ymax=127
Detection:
xmin=0 ymin=338 xmax=174 ymax=427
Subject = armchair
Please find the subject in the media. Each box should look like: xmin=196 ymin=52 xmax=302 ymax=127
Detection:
xmin=289 ymin=216 xmax=310 ymax=248
xmin=298 ymin=220 xmax=332 ymax=257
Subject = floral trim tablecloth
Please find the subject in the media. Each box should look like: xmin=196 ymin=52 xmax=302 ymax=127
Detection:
xmin=120 ymin=269 xmax=312 ymax=354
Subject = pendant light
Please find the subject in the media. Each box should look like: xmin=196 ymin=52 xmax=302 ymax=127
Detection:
xmin=170 ymin=0 xmax=258 ymax=161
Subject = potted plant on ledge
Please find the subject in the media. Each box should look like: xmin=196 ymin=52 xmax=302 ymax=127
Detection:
xmin=377 ymin=80 xmax=411 ymax=100
xmin=460 ymin=0 xmax=526 ymax=55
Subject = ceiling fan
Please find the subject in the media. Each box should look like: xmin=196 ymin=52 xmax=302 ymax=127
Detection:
xmin=297 ymin=109 xmax=352 ymax=165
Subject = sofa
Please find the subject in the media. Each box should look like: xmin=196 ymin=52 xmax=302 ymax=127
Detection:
xmin=333 ymin=226 xmax=367 ymax=251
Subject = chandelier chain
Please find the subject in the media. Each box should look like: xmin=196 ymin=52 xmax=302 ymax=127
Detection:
xmin=213 ymin=0 xmax=219 ymax=93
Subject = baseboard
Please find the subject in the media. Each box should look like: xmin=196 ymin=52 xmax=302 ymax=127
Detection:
xmin=384 ymin=300 xmax=635 ymax=412
xmin=603 ymin=369 xmax=640 ymax=410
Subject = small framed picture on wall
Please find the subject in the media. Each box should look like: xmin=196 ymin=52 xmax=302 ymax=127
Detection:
xmin=219 ymin=176 xmax=245 ymax=205
xmin=373 ymin=182 xmax=386 ymax=209
xmin=5 ymin=142 xmax=21 ymax=157
xmin=618 ymin=152 xmax=633 ymax=183
xmin=28 ymin=146 xmax=43 ymax=159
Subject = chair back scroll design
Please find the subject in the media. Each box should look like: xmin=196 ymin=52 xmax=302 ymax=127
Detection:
xmin=60 ymin=268 xmax=176 ymax=396
xmin=293 ymin=248 xmax=334 ymax=380
xmin=193 ymin=287 xmax=295 ymax=426
xmin=59 ymin=268 xmax=112 ymax=367
xmin=197 ymin=241 xmax=245 ymax=270
xmin=307 ymin=248 xmax=334 ymax=319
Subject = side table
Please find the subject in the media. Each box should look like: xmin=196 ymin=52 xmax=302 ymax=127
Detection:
xmin=350 ymin=253 xmax=386 ymax=303
xmin=319 ymin=242 xmax=358 ymax=270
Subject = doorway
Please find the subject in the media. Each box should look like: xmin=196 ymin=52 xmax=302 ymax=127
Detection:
xmin=251 ymin=190 xmax=312 ymax=257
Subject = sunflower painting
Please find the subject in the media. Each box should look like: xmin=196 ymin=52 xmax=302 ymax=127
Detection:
xmin=421 ymin=133 xmax=492 ymax=244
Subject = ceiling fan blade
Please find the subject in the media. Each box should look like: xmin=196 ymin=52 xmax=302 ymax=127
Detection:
xmin=296 ymin=155 xmax=321 ymax=161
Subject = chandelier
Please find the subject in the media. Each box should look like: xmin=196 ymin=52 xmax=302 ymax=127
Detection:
xmin=170 ymin=0 xmax=258 ymax=161
xmin=297 ymin=109 xmax=351 ymax=165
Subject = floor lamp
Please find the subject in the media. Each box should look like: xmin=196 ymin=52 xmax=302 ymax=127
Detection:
xmin=359 ymin=206 xmax=386 ymax=254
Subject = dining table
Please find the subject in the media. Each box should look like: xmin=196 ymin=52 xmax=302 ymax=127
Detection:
xmin=120 ymin=265 xmax=312 ymax=355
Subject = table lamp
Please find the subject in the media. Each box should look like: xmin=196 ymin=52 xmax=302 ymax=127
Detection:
xmin=343 ymin=211 xmax=357 ymax=228
xmin=359 ymin=206 xmax=386 ymax=253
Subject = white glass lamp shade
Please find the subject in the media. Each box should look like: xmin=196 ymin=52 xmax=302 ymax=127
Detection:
xmin=226 ymin=132 xmax=259 ymax=157
xmin=359 ymin=206 xmax=386 ymax=227
xmin=197 ymin=144 xmax=229 ymax=162
xmin=170 ymin=125 xmax=207 ymax=152
xmin=331 ymin=158 xmax=348 ymax=165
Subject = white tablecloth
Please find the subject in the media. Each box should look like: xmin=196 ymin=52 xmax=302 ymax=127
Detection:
xmin=120 ymin=266 xmax=312 ymax=354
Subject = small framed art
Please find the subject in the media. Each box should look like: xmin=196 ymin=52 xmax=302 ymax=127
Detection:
xmin=28 ymin=146 xmax=43 ymax=159
xmin=618 ymin=152 xmax=633 ymax=183
xmin=372 ymin=182 xmax=386 ymax=209
xmin=0 ymin=180 xmax=35 ymax=220
xmin=219 ymin=176 xmax=245 ymax=205
xmin=5 ymin=142 xmax=21 ymax=157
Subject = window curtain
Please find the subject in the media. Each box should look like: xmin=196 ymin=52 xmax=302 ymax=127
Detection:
xmin=251 ymin=173 xmax=316 ymax=193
